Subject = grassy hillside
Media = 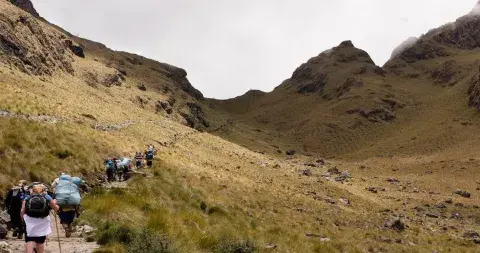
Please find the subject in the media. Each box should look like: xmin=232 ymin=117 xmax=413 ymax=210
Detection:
xmin=1 ymin=1 xmax=480 ymax=252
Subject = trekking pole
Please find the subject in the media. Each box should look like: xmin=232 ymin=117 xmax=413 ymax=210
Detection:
xmin=53 ymin=212 xmax=62 ymax=253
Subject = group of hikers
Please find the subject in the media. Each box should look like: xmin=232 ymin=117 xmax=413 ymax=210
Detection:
xmin=104 ymin=145 xmax=156 ymax=182
xmin=1 ymin=145 xmax=157 ymax=252
xmin=3 ymin=173 xmax=84 ymax=253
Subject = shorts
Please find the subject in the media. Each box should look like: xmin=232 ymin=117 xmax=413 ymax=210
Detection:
xmin=58 ymin=210 xmax=76 ymax=224
xmin=136 ymin=161 xmax=141 ymax=167
xmin=25 ymin=236 xmax=47 ymax=244
xmin=146 ymin=160 xmax=153 ymax=167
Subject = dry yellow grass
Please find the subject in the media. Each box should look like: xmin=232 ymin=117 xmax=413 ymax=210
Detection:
xmin=1 ymin=1 xmax=480 ymax=252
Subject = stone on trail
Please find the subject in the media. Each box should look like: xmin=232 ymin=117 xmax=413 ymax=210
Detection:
xmin=264 ymin=243 xmax=277 ymax=250
xmin=367 ymin=187 xmax=385 ymax=193
xmin=286 ymin=150 xmax=296 ymax=156
xmin=0 ymin=241 xmax=12 ymax=253
xmin=444 ymin=198 xmax=453 ymax=204
xmin=327 ymin=167 xmax=340 ymax=174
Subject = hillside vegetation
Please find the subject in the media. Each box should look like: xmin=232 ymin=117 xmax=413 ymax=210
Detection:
xmin=0 ymin=1 xmax=480 ymax=252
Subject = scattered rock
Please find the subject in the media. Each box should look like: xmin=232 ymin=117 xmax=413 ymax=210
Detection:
xmin=339 ymin=198 xmax=350 ymax=206
xmin=304 ymin=163 xmax=317 ymax=167
xmin=264 ymin=243 xmax=277 ymax=250
xmin=137 ymin=84 xmax=147 ymax=91
xmin=453 ymin=190 xmax=471 ymax=198
xmin=384 ymin=217 xmax=405 ymax=232
xmin=367 ymin=187 xmax=385 ymax=193
xmin=286 ymin=150 xmax=296 ymax=156
xmin=445 ymin=198 xmax=453 ymax=204
xmin=305 ymin=233 xmax=330 ymax=242
xmin=327 ymin=167 xmax=340 ymax=174
xmin=301 ymin=169 xmax=313 ymax=176
xmin=451 ymin=212 xmax=462 ymax=219
xmin=463 ymin=230 xmax=479 ymax=239
xmin=316 ymin=159 xmax=325 ymax=165
xmin=426 ymin=213 xmax=439 ymax=218
xmin=324 ymin=197 xmax=336 ymax=204
xmin=335 ymin=171 xmax=351 ymax=182
xmin=413 ymin=188 xmax=420 ymax=193
xmin=435 ymin=203 xmax=447 ymax=209
xmin=386 ymin=178 xmax=400 ymax=183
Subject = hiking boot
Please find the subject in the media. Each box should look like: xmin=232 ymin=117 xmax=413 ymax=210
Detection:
xmin=65 ymin=229 xmax=71 ymax=238
xmin=12 ymin=230 xmax=18 ymax=237
xmin=17 ymin=232 xmax=23 ymax=240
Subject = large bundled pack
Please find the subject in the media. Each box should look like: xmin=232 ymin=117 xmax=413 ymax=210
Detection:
xmin=55 ymin=176 xmax=81 ymax=206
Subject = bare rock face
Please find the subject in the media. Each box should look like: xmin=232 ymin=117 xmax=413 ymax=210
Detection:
xmin=0 ymin=4 xmax=74 ymax=76
xmin=9 ymin=0 xmax=39 ymax=17
xmin=181 ymin=102 xmax=209 ymax=130
xmin=158 ymin=63 xmax=204 ymax=100
xmin=468 ymin=68 xmax=480 ymax=110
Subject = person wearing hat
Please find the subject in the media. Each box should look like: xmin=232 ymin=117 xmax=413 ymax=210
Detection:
xmin=4 ymin=180 xmax=28 ymax=239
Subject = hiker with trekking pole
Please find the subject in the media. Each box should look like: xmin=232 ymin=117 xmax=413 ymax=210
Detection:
xmin=51 ymin=174 xmax=83 ymax=238
xmin=21 ymin=184 xmax=59 ymax=253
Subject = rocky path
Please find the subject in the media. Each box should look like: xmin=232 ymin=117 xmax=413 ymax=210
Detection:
xmin=6 ymin=213 xmax=98 ymax=253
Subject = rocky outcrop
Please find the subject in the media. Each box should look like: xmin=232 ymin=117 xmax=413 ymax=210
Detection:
xmin=9 ymin=0 xmax=39 ymax=17
xmin=181 ymin=102 xmax=209 ymax=130
xmin=64 ymin=39 xmax=85 ymax=58
xmin=158 ymin=63 xmax=204 ymax=100
xmin=0 ymin=5 xmax=74 ymax=75
xmin=468 ymin=64 xmax=480 ymax=110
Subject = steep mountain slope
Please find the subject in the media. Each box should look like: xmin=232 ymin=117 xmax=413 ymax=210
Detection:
xmin=1 ymin=1 xmax=480 ymax=252
xmin=1 ymin=0 xmax=208 ymax=131
xmin=207 ymin=7 xmax=480 ymax=160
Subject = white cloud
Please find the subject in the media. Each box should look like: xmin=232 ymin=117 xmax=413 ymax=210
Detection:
xmin=33 ymin=0 xmax=476 ymax=99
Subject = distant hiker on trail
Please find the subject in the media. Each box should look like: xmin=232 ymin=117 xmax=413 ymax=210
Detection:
xmin=145 ymin=145 xmax=156 ymax=168
xmin=21 ymin=184 xmax=59 ymax=253
xmin=134 ymin=151 xmax=144 ymax=169
xmin=105 ymin=158 xmax=116 ymax=181
xmin=4 ymin=180 xmax=28 ymax=239
xmin=53 ymin=174 xmax=83 ymax=238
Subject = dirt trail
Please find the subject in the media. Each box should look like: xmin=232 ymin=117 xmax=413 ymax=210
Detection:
xmin=7 ymin=213 xmax=98 ymax=253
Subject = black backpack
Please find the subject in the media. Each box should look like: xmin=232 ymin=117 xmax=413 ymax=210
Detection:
xmin=26 ymin=194 xmax=50 ymax=218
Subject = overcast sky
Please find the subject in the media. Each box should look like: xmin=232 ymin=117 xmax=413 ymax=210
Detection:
xmin=33 ymin=0 xmax=476 ymax=99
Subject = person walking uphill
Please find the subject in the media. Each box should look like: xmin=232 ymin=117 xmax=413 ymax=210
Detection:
xmin=21 ymin=184 xmax=59 ymax=253
xmin=4 ymin=180 xmax=28 ymax=239
xmin=53 ymin=174 xmax=83 ymax=238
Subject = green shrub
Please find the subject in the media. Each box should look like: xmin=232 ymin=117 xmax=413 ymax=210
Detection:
xmin=97 ymin=223 xmax=134 ymax=246
xmin=215 ymin=236 xmax=256 ymax=253
xmin=126 ymin=228 xmax=174 ymax=253
xmin=54 ymin=150 xmax=73 ymax=159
